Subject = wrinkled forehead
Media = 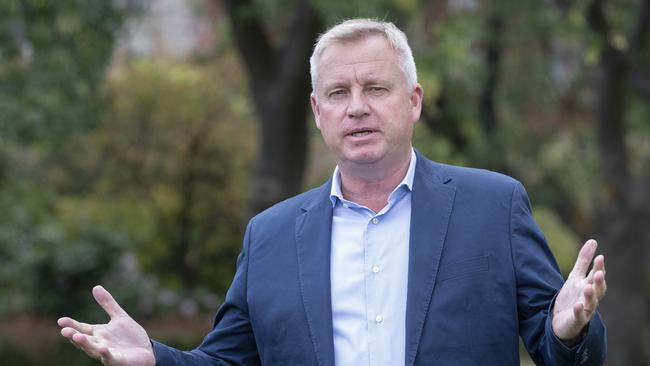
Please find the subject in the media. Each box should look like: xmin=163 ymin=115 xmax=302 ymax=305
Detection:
xmin=314 ymin=29 xmax=391 ymax=57
xmin=317 ymin=35 xmax=399 ymax=78
xmin=319 ymin=34 xmax=396 ymax=63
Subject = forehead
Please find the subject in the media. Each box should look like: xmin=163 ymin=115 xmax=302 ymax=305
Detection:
xmin=317 ymin=35 xmax=400 ymax=83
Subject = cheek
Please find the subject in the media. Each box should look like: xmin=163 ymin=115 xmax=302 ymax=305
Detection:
xmin=385 ymin=110 xmax=417 ymax=140
xmin=317 ymin=120 xmax=339 ymax=143
xmin=316 ymin=108 xmax=343 ymax=132
xmin=379 ymin=104 xmax=412 ymax=125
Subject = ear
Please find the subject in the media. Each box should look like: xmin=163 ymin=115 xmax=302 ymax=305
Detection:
xmin=409 ymin=83 xmax=424 ymax=122
xmin=310 ymin=93 xmax=321 ymax=128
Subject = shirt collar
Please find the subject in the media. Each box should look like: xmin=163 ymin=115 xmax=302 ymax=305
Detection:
xmin=329 ymin=148 xmax=417 ymax=207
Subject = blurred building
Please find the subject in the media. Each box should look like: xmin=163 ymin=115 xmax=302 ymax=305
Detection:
xmin=115 ymin=0 xmax=223 ymax=60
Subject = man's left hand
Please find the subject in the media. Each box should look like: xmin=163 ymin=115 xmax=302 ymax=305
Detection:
xmin=552 ymin=239 xmax=607 ymax=343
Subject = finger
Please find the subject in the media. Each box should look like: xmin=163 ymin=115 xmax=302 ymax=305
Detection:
xmin=93 ymin=285 xmax=128 ymax=320
xmin=582 ymin=284 xmax=597 ymax=313
xmin=61 ymin=326 xmax=79 ymax=339
xmin=593 ymin=270 xmax=607 ymax=300
xmin=572 ymin=302 xmax=589 ymax=326
xmin=71 ymin=332 xmax=104 ymax=360
xmin=572 ymin=302 xmax=583 ymax=318
xmin=58 ymin=317 xmax=94 ymax=335
xmin=593 ymin=254 xmax=605 ymax=273
xmin=61 ymin=329 xmax=86 ymax=353
xmin=98 ymin=345 xmax=114 ymax=364
xmin=586 ymin=254 xmax=607 ymax=284
xmin=569 ymin=239 xmax=597 ymax=279
xmin=585 ymin=268 xmax=594 ymax=284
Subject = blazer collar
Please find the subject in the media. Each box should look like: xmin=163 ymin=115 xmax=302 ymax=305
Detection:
xmin=294 ymin=152 xmax=456 ymax=366
xmin=296 ymin=180 xmax=336 ymax=366
xmin=405 ymin=152 xmax=456 ymax=366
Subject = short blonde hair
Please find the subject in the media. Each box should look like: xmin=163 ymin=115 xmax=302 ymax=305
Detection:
xmin=309 ymin=18 xmax=418 ymax=92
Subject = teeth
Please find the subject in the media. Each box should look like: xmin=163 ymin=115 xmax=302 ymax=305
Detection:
xmin=351 ymin=131 xmax=372 ymax=137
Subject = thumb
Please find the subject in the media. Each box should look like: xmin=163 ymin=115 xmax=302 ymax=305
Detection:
xmin=92 ymin=285 xmax=129 ymax=320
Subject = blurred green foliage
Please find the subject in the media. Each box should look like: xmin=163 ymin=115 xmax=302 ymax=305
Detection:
xmin=0 ymin=182 xmax=129 ymax=319
xmin=0 ymin=0 xmax=648 ymax=364
xmin=0 ymin=0 xmax=256 ymax=323
xmin=0 ymin=0 xmax=122 ymax=145
xmin=0 ymin=0 xmax=127 ymax=321
xmin=87 ymin=55 xmax=256 ymax=296
xmin=0 ymin=53 xmax=256 ymax=319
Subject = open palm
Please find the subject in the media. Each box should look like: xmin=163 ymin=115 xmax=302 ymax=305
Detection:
xmin=552 ymin=240 xmax=607 ymax=342
xmin=58 ymin=286 xmax=155 ymax=366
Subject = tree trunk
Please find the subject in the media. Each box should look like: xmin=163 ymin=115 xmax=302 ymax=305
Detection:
xmin=596 ymin=201 xmax=650 ymax=365
xmin=587 ymin=0 xmax=650 ymax=363
xmin=223 ymin=0 xmax=322 ymax=217
xmin=480 ymin=12 xmax=503 ymax=136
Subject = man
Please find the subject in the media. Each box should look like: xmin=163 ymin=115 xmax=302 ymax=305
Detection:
xmin=58 ymin=19 xmax=607 ymax=365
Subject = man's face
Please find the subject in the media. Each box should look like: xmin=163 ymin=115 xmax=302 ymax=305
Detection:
xmin=310 ymin=35 xmax=422 ymax=171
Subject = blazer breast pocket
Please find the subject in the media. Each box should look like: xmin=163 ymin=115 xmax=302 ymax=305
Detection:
xmin=436 ymin=255 xmax=490 ymax=284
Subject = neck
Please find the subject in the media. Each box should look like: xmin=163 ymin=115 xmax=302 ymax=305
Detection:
xmin=338 ymin=150 xmax=412 ymax=212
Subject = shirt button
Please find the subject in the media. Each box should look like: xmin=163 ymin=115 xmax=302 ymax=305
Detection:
xmin=343 ymin=203 xmax=349 ymax=208
xmin=375 ymin=315 xmax=383 ymax=323
xmin=372 ymin=265 xmax=380 ymax=273
xmin=372 ymin=218 xmax=379 ymax=224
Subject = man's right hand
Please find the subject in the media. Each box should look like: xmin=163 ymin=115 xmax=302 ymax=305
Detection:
xmin=58 ymin=285 xmax=156 ymax=366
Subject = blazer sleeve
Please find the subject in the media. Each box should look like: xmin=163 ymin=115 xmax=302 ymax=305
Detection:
xmin=510 ymin=182 xmax=606 ymax=366
xmin=152 ymin=219 xmax=261 ymax=366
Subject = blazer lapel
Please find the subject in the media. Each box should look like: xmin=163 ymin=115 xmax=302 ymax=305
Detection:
xmin=405 ymin=156 xmax=456 ymax=366
xmin=295 ymin=182 xmax=335 ymax=366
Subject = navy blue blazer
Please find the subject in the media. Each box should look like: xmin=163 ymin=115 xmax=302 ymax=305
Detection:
xmin=153 ymin=153 xmax=606 ymax=365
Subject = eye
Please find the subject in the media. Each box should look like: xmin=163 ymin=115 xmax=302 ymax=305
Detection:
xmin=367 ymin=86 xmax=388 ymax=96
xmin=328 ymin=89 xmax=348 ymax=99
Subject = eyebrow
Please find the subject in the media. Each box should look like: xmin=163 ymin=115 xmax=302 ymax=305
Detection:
xmin=321 ymin=81 xmax=348 ymax=90
xmin=322 ymin=74 xmax=392 ymax=87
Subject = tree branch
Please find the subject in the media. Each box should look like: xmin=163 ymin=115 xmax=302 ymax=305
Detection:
xmin=627 ymin=0 xmax=650 ymax=105
xmin=587 ymin=0 xmax=609 ymax=36
xmin=222 ymin=0 xmax=276 ymax=84
xmin=630 ymin=0 xmax=650 ymax=49
xmin=586 ymin=0 xmax=630 ymax=196
xmin=281 ymin=0 xmax=322 ymax=86
xmin=479 ymin=12 xmax=503 ymax=136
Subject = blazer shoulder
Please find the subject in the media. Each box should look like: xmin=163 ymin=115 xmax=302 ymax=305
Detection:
xmin=419 ymin=156 xmax=521 ymax=195
xmin=249 ymin=181 xmax=330 ymax=227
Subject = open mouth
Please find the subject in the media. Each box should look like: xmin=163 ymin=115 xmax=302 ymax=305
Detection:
xmin=348 ymin=129 xmax=375 ymax=137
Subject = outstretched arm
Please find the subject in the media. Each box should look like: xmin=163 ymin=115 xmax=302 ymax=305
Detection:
xmin=58 ymin=285 xmax=155 ymax=366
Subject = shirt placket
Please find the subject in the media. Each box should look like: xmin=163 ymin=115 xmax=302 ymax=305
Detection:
xmin=365 ymin=213 xmax=384 ymax=366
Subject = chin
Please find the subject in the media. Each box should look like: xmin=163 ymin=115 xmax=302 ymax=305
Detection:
xmin=342 ymin=151 xmax=385 ymax=166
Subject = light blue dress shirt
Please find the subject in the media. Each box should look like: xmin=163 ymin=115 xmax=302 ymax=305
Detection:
xmin=329 ymin=149 xmax=416 ymax=366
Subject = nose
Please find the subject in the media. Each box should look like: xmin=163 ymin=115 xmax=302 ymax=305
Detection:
xmin=347 ymin=89 xmax=370 ymax=118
